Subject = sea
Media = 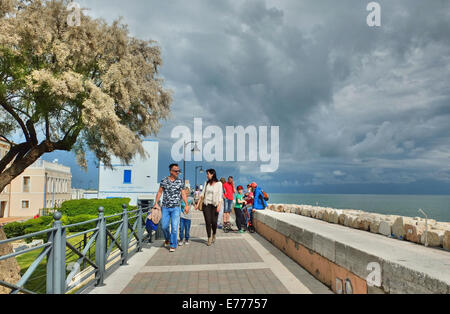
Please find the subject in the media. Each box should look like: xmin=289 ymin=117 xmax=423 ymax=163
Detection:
xmin=269 ymin=193 xmax=450 ymax=222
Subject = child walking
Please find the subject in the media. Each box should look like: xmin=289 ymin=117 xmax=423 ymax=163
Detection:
xmin=234 ymin=185 xmax=247 ymax=233
xmin=179 ymin=187 xmax=193 ymax=246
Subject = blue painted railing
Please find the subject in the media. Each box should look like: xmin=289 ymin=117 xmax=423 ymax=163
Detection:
xmin=0 ymin=204 xmax=151 ymax=294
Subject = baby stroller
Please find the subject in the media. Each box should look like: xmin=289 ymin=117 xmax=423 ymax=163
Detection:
xmin=242 ymin=205 xmax=255 ymax=233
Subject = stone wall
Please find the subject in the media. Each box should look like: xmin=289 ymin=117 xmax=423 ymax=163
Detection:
xmin=0 ymin=227 xmax=21 ymax=294
xmin=254 ymin=209 xmax=450 ymax=294
xmin=267 ymin=204 xmax=450 ymax=251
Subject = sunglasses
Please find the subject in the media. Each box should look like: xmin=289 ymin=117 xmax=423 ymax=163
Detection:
xmin=171 ymin=169 xmax=180 ymax=173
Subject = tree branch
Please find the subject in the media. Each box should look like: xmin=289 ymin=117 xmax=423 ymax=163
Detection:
xmin=0 ymin=142 xmax=29 ymax=174
xmin=0 ymin=97 xmax=31 ymax=143
xmin=0 ymin=135 xmax=14 ymax=146
xmin=25 ymin=119 xmax=38 ymax=146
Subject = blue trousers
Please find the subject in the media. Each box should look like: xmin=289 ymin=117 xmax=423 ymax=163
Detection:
xmin=161 ymin=207 xmax=180 ymax=248
xmin=179 ymin=217 xmax=191 ymax=241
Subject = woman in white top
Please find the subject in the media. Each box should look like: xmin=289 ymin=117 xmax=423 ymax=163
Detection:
xmin=196 ymin=169 xmax=223 ymax=246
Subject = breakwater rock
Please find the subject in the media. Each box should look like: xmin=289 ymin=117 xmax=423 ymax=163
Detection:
xmin=267 ymin=204 xmax=450 ymax=251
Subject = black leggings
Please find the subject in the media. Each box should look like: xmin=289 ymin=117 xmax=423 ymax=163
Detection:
xmin=234 ymin=207 xmax=245 ymax=230
xmin=203 ymin=204 xmax=219 ymax=238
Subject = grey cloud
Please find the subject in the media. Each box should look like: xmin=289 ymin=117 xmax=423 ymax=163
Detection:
xmin=74 ymin=0 xmax=450 ymax=191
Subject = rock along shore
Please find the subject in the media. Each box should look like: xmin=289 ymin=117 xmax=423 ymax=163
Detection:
xmin=267 ymin=204 xmax=450 ymax=251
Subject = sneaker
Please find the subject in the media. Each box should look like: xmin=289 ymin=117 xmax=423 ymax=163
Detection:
xmin=164 ymin=240 xmax=170 ymax=247
xmin=185 ymin=240 xmax=190 ymax=245
xmin=169 ymin=247 xmax=175 ymax=252
xmin=179 ymin=240 xmax=184 ymax=246
xmin=239 ymin=230 xmax=245 ymax=234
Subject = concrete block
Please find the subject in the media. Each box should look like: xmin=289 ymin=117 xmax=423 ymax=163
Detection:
xmin=404 ymin=223 xmax=425 ymax=244
xmin=312 ymin=234 xmax=336 ymax=262
xmin=378 ymin=221 xmax=392 ymax=237
xmin=290 ymin=227 xmax=314 ymax=250
xmin=369 ymin=219 xmax=381 ymax=234
xmin=316 ymin=208 xmax=324 ymax=220
xmin=344 ymin=214 xmax=357 ymax=227
xmin=338 ymin=213 xmax=346 ymax=225
xmin=335 ymin=242 xmax=382 ymax=280
xmin=443 ymin=231 xmax=450 ymax=251
xmin=421 ymin=230 xmax=444 ymax=247
xmin=392 ymin=217 xmax=409 ymax=240
xmin=382 ymin=261 xmax=448 ymax=294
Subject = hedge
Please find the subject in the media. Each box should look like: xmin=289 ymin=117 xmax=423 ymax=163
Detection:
xmin=59 ymin=198 xmax=132 ymax=216
xmin=4 ymin=198 xmax=141 ymax=241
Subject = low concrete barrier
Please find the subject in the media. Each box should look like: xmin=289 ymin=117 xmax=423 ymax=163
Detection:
xmin=254 ymin=210 xmax=450 ymax=294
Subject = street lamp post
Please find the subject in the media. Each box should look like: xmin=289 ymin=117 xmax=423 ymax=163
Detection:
xmin=183 ymin=141 xmax=200 ymax=185
xmin=195 ymin=166 xmax=204 ymax=189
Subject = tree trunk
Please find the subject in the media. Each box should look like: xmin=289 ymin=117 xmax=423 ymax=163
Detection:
xmin=0 ymin=141 xmax=54 ymax=193
xmin=0 ymin=227 xmax=22 ymax=294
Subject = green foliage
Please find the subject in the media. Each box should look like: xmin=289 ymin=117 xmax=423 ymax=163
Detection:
xmin=60 ymin=198 xmax=131 ymax=216
xmin=64 ymin=214 xmax=98 ymax=233
xmin=3 ymin=222 xmax=25 ymax=238
xmin=3 ymin=216 xmax=53 ymax=239
xmin=23 ymin=225 xmax=48 ymax=243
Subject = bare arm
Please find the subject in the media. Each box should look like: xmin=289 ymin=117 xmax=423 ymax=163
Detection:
xmin=181 ymin=189 xmax=189 ymax=213
xmin=154 ymin=186 xmax=163 ymax=209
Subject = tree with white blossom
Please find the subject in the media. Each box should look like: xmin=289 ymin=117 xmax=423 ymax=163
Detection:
xmin=0 ymin=0 xmax=172 ymax=192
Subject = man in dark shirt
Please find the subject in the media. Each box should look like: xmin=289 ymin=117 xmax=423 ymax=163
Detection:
xmin=154 ymin=164 xmax=189 ymax=252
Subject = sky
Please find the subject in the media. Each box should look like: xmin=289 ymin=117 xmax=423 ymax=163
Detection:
xmin=41 ymin=0 xmax=450 ymax=194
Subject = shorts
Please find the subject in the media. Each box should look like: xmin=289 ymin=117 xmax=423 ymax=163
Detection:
xmin=224 ymin=199 xmax=233 ymax=213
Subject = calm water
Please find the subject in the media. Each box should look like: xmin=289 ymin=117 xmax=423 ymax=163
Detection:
xmin=269 ymin=193 xmax=450 ymax=222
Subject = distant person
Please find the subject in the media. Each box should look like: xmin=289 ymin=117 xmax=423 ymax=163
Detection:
xmin=194 ymin=186 xmax=201 ymax=204
xmin=222 ymin=176 xmax=236 ymax=230
xmin=234 ymin=185 xmax=247 ymax=233
xmin=250 ymin=182 xmax=267 ymax=227
xmin=243 ymin=184 xmax=254 ymax=231
xmin=179 ymin=187 xmax=193 ymax=246
xmin=218 ymin=177 xmax=226 ymax=229
xmin=154 ymin=164 xmax=189 ymax=253
xmin=196 ymin=169 xmax=223 ymax=246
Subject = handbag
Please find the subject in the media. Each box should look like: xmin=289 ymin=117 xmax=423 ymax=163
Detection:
xmin=150 ymin=207 xmax=162 ymax=224
xmin=198 ymin=182 xmax=207 ymax=211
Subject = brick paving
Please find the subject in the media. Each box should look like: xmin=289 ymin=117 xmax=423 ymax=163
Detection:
xmin=121 ymin=269 xmax=289 ymax=294
xmin=89 ymin=209 xmax=332 ymax=294
xmin=147 ymin=236 xmax=263 ymax=266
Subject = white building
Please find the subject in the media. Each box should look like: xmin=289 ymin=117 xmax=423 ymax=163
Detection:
xmin=98 ymin=140 xmax=159 ymax=206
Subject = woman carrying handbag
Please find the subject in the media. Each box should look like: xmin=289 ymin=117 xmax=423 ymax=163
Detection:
xmin=195 ymin=169 xmax=223 ymax=246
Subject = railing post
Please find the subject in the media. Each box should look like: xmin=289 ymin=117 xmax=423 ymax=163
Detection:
xmin=95 ymin=206 xmax=106 ymax=287
xmin=137 ymin=204 xmax=143 ymax=252
xmin=121 ymin=204 xmax=129 ymax=265
xmin=46 ymin=212 xmax=66 ymax=294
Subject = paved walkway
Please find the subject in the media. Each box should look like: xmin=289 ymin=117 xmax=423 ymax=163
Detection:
xmin=0 ymin=217 xmax=33 ymax=226
xmin=87 ymin=210 xmax=332 ymax=294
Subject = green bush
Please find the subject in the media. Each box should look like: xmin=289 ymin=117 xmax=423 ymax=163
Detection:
xmin=65 ymin=215 xmax=98 ymax=233
xmin=23 ymin=225 xmax=48 ymax=243
xmin=60 ymin=198 xmax=131 ymax=216
xmin=22 ymin=216 xmax=53 ymax=229
xmin=3 ymin=222 xmax=26 ymax=238
xmin=3 ymin=216 xmax=53 ymax=239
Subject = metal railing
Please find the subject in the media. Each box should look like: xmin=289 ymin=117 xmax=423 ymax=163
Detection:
xmin=0 ymin=204 xmax=152 ymax=294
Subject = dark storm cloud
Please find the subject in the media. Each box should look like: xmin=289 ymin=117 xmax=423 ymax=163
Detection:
xmin=74 ymin=0 xmax=450 ymax=192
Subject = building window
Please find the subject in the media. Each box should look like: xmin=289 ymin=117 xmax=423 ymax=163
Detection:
xmin=22 ymin=200 xmax=30 ymax=209
xmin=123 ymin=170 xmax=132 ymax=184
xmin=23 ymin=176 xmax=30 ymax=192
